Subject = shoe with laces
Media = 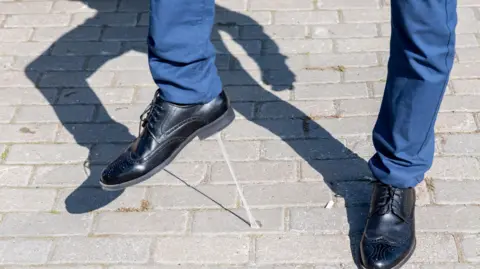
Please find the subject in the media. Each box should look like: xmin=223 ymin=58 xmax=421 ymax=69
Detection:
xmin=100 ymin=90 xmax=234 ymax=191
xmin=360 ymin=181 xmax=416 ymax=269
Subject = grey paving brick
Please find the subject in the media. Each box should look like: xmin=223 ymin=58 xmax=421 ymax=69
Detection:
xmin=138 ymin=162 xmax=208 ymax=186
xmin=263 ymin=139 xmax=350 ymax=160
xmin=318 ymin=0 xmax=379 ymax=9
xmin=265 ymin=40 xmax=333 ymax=54
xmin=344 ymin=67 xmax=387 ymax=82
xmin=95 ymin=104 xmax=146 ymax=122
xmin=150 ymin=185 xmax=237 ymax=209
xmin=14 ymin=105 xmax=95 ymax=123
xmin=338 ymin=98 xmax=381 ymax=116
xmin=235 ymin=51 xmax=294 ymax=70
xmin=0 ymin=72 xmax=38 ymax=88
xmin=0 ymin=106 xmax=15 ymax=123
xmin=416 ymin=206 xmax=480 ymax=232
xmin=457 ymin=48 xmax=480 ymax=63
xmin=452 ymin=79 xmax=480 ymax=95
xmin=52 ymin=0 xmax=118 ymax=13
xmin=0 ymin=239 xmax=52 ymax=265
xmin=57 ymin=87 xmax=134 ymax=104
xmin=137 ymin=12 xmax=149 ymax=26
xmin=459 ymin=0 xmax=480 ymax=6
xmin=192 ymin=208 xmax=283 ymax=233
xmin=39 ymin=71 xmax=114 ymax=87
xmin=53 ymin=187 xmax=147 ymax=212
xmin=0 ymin=28 xmax=32 ymax=42
xmin=211 ymin=161 xmax=296 ymax=183
xmin=118 ymin=0 xmax=149 ymax=12
xmin=402 ymin=264 xmax=479 ymax=269
xmin=176 ymin=140 xmax=260 ymax=162
xmin=250 ymin=0 xmax=313 ymax=10
xmin=52 ymin=41 xmax=122 ymax=56
xmin=17 ymin=56 xmax=86 ymax=71
xmin=0 ymin=188 xmax=56 ymax=212
xmin=460 ymin=234 xmax=480 ymax=262
xmin=0 ymin=212 xmax=92 ymax=236
xmin=410 ymin=233 xmax=458 ymax=262
xmin=257 ymin=101 xmax=335 ymax=119
xmin=312 ymin=24 xmax=378 ymax=38
xmin=224 ymin=85 xmax=290 ymax=102
xmin=214 ymin=39 xmax=262 ymax=55
xmin=72 ymin=13 xmax=138 ymax=26
xmin=219 ymin=70 xmax=263 ymax=86
xmin=216 ymin=11 xmax=271 ymax=25
xmin=274 ymin=69 xmax=341 ymax=85
xmin=6 ymin=144 xmax=89 ymax=164
xmin=0 ymin=2 xmax=52 ymax=14
xmin=51 ymin=237 xmax=152 ymax=264
xmin=0 ymin=56 xmax=14 ymax=70
xmin=441 ymin=96 xmax=480 ymax=112
xmin=32 ymin=165 xmax=103 ymax=187
xmin=344 ymin=135 xmax=375 ymax=157
xmin=274 ymin=11 xmax=339 ymax=25
xmin=456 ymin=34 xmax=479 ymax=48
xmin=102 ymin=27 xmax=148 ymax=41
xmin=432 ymin=180 xmax=480 ymax=205
xmin=308 ymin=53 xmax=378 ymax=68
xmin=154 ymin=236 xmax=249 ymax=264
xmin=435 ymin=112 xmax=477 ymax=132
xmin=93 ymin=211 xmax=188 ymax=235
xmin=301 ymin=159 xmax=371 ymax=182
xmin=231 ymin=102 xmax=255 ymax=119
xmin=256 ymin=235 xmax=351 ymax=264
xmin=308 ymin=116 xmax=377 ymax=138
xmin=342 ymin=9 xmax=390 ymax=23
xmin=223 ymin=119 xmax=305 ymax=140
xmin=32 ymin=27 xmax=101 ymax=42
xmin=5 ymin=14 xmax=70 ymax=27
xmin=243 ymin=182 xmax=332 ymax=207
xmin=8 ymin=265 xmax=103 ymax=269
xmin=427 ymin=157 xmax=480 ymax=179
xmin=89 ymin=143 xmax=130 ymax=164
xmin=289 ymin=207 xmax=368 ymax=234
xmin=88 ymin=55 xmax=148 ymax=70
xmin=241 ymin=25 xmax=307 ymax=39
xmin=0 ymin=124 xmax=57 ymax=143
xmin=442 ymin=134 xmax=480 ymax=156
xmin=451 ymin=63 xmax=480 ymax=78
xmin=336 ymin=37 xmax=390 ymax=52
xmin=0 ymin=166 xmax=32 ymax=186
xmin=0 ymin=42 xmax=52 ymax=56
xmin=294 ymin=83 xmax=369 ymax=100
xmin=114 ymin=71 xmax=154 ymax=87
xmin=56 ymin=123 xmax=136 ymax=143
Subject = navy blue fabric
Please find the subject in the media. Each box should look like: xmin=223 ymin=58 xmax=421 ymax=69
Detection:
xmin=147 ymin=0 xmax=457 ymax=188
xmin=369 ymin=0 xmax=457 ymax=188
xmin=148 ymin=0 xmax=221 ymax=104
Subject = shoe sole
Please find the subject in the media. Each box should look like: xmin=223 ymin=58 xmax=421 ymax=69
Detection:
xmin=359 ymin=238 xmax=416 ymax=269
xmin=100 ymin=106 xmax=236 ymax=191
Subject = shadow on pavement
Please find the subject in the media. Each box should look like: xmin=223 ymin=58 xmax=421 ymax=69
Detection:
xmin=25 ymin=0 xmax=372 ymax=264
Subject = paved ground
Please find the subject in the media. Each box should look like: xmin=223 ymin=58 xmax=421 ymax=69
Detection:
xmin=0 ymin=0 xmax=479 ymax=268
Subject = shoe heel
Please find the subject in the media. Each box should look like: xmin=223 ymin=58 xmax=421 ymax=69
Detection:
xmin=197 ymin=107 xmax=235 ymax=140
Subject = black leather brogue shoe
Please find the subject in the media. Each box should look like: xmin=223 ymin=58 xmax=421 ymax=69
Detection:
xmin=100 ymin=90 xmax=234 ymax=191
xmin=360 ymin=181 xmax=416 ymax=269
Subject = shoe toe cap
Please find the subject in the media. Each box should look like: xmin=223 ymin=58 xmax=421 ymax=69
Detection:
xmin=101 ymin=152 xmax=137 ymax=186
xmin=360 ymin=240 xmax=410 ymax=269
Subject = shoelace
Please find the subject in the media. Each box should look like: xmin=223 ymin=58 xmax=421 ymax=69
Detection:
xmin=374 ymin=184 xmax=406 ymax=222
xmin=139 ymin=90 xmax=165 ymax=136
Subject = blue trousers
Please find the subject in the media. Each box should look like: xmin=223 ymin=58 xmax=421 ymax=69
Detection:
xmin=148 ymin=0 xmax=457 ymax=188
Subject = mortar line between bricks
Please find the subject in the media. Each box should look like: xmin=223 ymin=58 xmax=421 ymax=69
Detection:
xmin=453 ymin=233 xmax=466 ymax=263
xmin=248 ymin=234 xmax=257 ymax=265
